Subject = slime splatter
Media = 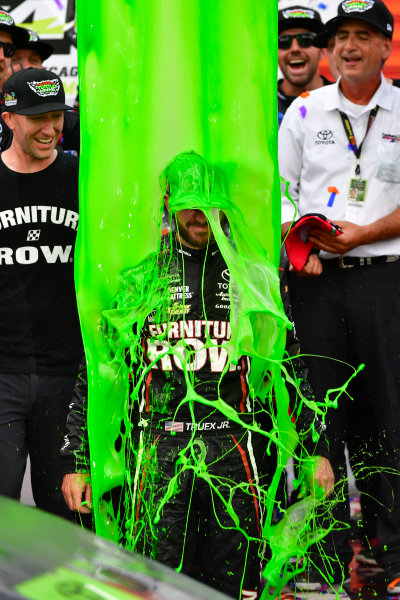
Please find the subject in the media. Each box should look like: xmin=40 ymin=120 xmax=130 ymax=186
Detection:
xmin=74 ymin=1 xmax=342 ymax=598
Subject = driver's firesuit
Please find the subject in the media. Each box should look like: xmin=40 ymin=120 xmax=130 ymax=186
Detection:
xmin=61 ymin=235 xmax=329 ymax=600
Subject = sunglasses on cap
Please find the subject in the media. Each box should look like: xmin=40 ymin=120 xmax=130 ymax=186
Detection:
xmin=278 ymin=32 xmax=316 ymax=50
xmin=0 ymin=41 xmax=15 ymax=58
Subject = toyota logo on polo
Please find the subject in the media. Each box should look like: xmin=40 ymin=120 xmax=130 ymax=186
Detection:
xmin=317 ymin=130 xmax=333 ymax=141
xmin=315 ymin=130 xmax=335 ymax=145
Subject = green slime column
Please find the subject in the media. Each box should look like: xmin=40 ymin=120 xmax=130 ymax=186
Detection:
xmin=75 ymin=0 xmax=307 ymax=596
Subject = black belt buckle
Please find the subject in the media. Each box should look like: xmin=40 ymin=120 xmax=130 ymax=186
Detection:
xmin=338 ymin=255 xmax=399 ymax=268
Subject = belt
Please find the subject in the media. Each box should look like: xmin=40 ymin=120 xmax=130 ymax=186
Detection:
xmin=324 ymin=255 xmax=400 ymax=269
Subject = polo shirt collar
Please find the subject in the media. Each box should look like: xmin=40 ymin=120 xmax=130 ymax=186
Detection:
xmin=323 ymin=73 xmax=393 ymax=113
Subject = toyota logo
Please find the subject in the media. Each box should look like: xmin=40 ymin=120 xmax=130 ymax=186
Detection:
xmin=221 ymin=269 xmax=230 ymax=282
xmin=317 ymin=130 xmax=333 ymax=141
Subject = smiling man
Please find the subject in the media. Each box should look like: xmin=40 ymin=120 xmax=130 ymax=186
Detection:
xmin=0 ymin=33 xmax=80 ymax=155
xmin=0 ymin=67 xmax=82 ymax=521
xmin=279 ymin=0 xmax=400 ymax=594
xmin=1 ymin=68 xmax=69 ymax=170
xmin=278 ymin=6 xmax=331 ymax=125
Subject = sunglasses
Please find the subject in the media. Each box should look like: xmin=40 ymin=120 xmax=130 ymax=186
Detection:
xmin=0 ymin=41 xmax=15 ymax=58
xmin=278 ymin=33 xmax=316 ymax=50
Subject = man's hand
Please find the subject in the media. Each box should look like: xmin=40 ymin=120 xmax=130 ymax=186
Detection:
xmin=62 ymin=473 xmax=92 ymax=513
xmin=299 ymin=456 xmax=335 ymax=499
xmin=312 ymin=456 xmax=335 ymax=498
xmin=309 ymin=221 xmax=365 ymax=254
xmin=289 ymin=253 xmax=323 ymax=277
xmin=281 ymin=221 xmax=293 ymax=240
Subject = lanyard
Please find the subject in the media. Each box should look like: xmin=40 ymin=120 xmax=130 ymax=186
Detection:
xmin=339 ymin=106 xmax=379 ymax=177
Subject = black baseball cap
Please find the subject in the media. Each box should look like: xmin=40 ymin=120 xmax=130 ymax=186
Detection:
xmin=324 ymin=0 xmax=393 ymax=39
xmin=15 ymin=30 xmax=54 ymax=62
xmin=0 ymin=9 xmax=30 ymax=46
xmin=278 ymin=6 xmax=325 ymax=34
xmin=3 ymin=68 xmax=73 ymax=115
xmin=312 ymin=29 xmax=332 ymax=49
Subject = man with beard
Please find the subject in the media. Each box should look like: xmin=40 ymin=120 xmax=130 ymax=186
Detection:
xmin=61 ymin=152 xmax=334 ymax=599
xmin=278 ymin=6 xmax=332 ymax=125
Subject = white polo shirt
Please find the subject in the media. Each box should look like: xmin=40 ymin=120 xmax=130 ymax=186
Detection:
xmin=279 ymin=74 xmax=400 ymax=258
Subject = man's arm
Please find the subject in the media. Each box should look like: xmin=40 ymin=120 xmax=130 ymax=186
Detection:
xmin=279 ymin=102 xmax=326 ymax=277
xmin=309 ymin=207 xmax=400 ymax=254
xmin=279 ymin=101 xmax=305 ymax=228
xmin=61 ymin=356 xmax=92 ymax=511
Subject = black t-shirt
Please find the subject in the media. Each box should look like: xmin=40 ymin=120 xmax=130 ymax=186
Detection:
xmin=0 ymin=150 xmax=82 ymax=374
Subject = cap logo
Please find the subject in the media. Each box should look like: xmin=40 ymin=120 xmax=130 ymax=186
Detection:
xmin=4 ymin=92 xmax=17 ymax=107
xmin=282 ymin=8 xmax=315 ymax=19
xmin=341 ymin=0 xmax=374 ymax=12
xmin=0 ymin=10 xmax=14 ymax=26
xmin=28 ymin=31 xmax=39 ymax=43
xmin=27 ymin=79 xmax=60 ymax=98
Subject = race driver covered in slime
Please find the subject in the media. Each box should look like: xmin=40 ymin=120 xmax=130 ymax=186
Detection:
xmin=62 ymin=152 xmax=334 ymax=599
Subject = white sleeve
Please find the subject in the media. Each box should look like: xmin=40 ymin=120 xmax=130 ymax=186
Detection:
xmin=279 ymin=101 xmax=305 ymax=225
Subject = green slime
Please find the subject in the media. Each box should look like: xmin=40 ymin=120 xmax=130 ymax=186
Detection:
xmin=74 ymin=2 xmax=339 ymax=598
